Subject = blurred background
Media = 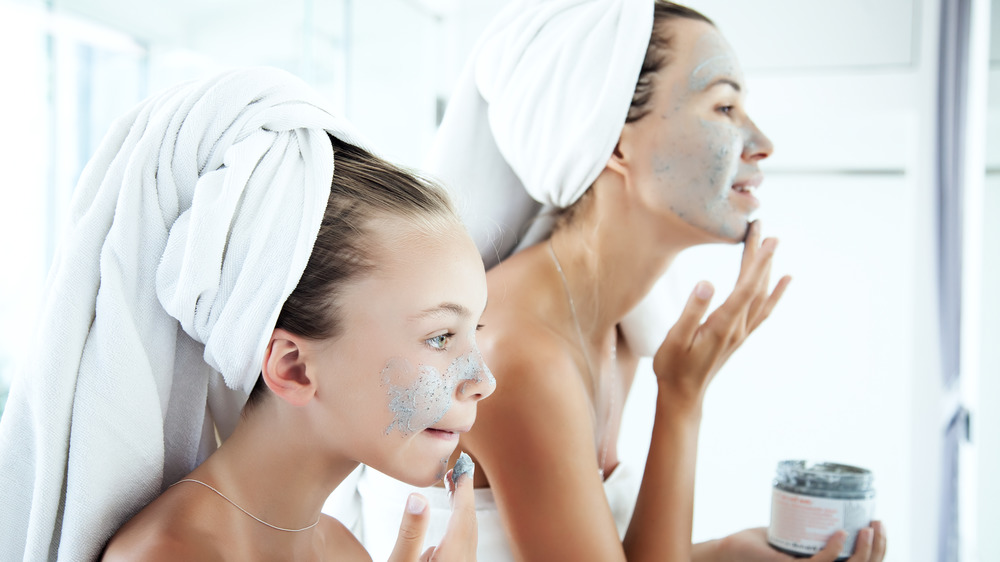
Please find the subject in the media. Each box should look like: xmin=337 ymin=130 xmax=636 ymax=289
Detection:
xmin=0 ymin=0 xmax=995 ymax=560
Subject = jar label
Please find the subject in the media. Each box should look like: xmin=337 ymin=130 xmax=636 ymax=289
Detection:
xmin=767 ymin=488 xmax=874 ymax=558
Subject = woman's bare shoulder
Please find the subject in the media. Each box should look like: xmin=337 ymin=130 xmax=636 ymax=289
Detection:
xmin=471 ymin=294 xmax=593 ymax=456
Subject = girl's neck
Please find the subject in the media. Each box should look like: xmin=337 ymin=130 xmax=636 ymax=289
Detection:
xmin=188 ymin=402 xmax=357 ymax=543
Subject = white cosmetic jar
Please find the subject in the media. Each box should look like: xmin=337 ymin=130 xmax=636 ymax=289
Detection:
xmin=767 ymin=460 xmax=875 ymax=560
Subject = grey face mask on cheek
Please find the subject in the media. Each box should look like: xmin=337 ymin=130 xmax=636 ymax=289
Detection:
xmin=380 ymin=346 xmax=494 ymax=436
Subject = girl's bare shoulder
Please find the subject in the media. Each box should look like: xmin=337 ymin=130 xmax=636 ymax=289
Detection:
xmin=102 ymin=494 xmax=223 ymax=561
xmin=320 ymin=515 xmax=371 ymax=561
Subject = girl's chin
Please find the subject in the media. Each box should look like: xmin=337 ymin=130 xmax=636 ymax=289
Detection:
xmin=390 ymin=467 xmax=448 ymax=488
xmin=378 ymin=457 xmax=453 ymax=487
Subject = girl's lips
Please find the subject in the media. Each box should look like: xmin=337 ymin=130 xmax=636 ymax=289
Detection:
xmin=423 ymin=426 xmax=470 ymax=441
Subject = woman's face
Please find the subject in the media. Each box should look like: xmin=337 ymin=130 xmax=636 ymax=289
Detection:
xmin=620 ymin=18 xmax=773 ymax=242
xmin=310 ymin=217 xmax=493 ymax=486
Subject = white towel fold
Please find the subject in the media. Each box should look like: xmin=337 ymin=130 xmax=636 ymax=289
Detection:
xmin=427 ymin=0 xmax=675 ymax=357
xmin=0 ymin=67 xmax=367 ymax=561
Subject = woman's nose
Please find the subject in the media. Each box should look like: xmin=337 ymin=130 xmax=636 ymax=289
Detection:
xmin=742 ymin=119 xmax=774 ymax=162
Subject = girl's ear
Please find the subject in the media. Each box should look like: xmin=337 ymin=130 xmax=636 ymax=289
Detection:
xmin=261 ymin=328 xmax=316 ymax=407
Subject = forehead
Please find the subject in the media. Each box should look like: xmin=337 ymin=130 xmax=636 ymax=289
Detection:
xmin=365 ymin=216 xmax=467 ymax=273
xmin=339 ymin=216 xmax=485 ymax=318
xmin=658 ymin=19 xmax=743 ymax=91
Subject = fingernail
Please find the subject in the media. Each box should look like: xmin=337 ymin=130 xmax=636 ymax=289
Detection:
xmin=762 ymin=238 xmax=778 ymax=253
xmin=451 ymin=451 xmax=474 ymax=485
xmin=695 ymin=281 xmax=713 ymax=300
xmin=407 ymin=493 xmax=427 ymax=514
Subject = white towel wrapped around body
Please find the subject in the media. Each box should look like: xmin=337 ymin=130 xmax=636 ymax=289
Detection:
xmin=0 ymin=67 xmax=367 ymax=561
xmin=427 ymin=0 xmax=684 ymax=357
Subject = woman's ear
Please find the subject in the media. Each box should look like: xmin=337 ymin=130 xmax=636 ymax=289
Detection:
xmin=605 ymin=138 xmax=629 ymax=177
xmin=261 ymin=329 xmax=316 ymax=407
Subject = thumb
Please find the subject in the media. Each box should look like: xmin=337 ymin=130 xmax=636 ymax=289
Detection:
xmin=807 ymin=530 xmax=847 ymax=562
xmin=387 ymin=493 xmax=431 ymax=562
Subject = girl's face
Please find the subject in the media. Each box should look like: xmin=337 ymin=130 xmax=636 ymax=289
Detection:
xmin=310 ymin=217 xmax=493 ymax=486
xmin=619 ymin=19 xmax=773 ymax=242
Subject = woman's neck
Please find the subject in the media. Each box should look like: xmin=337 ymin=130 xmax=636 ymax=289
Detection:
xmin=547 ymin=193 xmax=690 ymax=343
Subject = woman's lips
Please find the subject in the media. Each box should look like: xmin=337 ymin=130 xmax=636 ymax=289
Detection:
xmin=731 ymin=174 xmax=763 ymax=210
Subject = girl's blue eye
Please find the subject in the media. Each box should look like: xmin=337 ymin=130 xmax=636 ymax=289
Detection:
xmin=427 ymin=333 xmax=454 ymax=350
xmin=718 ymin=105 xmax=733 ymax=115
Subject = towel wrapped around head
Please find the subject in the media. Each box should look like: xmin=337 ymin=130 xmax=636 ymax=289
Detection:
xmin=427 ymin=0 xmax=678 ymax=357
xmin=0 ymin=67 xmax=367 ymax=561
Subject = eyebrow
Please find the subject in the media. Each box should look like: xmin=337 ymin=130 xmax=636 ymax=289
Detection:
xmin=411 ymin=298 xmax=489 ymax=321
xmin=705 ymin=78 xmax=742 ymax=93
xmin=413 ymin=303 xmax=470 ymax=320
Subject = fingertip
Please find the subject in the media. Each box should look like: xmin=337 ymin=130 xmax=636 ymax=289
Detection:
xmin=761 ymin=237 xmax=778 ymax=253
xmin=451 ymin=451 xmax=474 ymax=487
xmin=406 ymin=493 xmax=428 ymax=515
xmin=695 ymin=280 xmax=714 ymax=300
xmin=863 ymin=527 xmax=875 ymax=545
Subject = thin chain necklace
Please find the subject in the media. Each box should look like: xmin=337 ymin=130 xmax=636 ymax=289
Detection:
xmin=548 ymin=239 xmax=618 ymax=479
xmin=170 ymin=478 xmax=321 ymax=532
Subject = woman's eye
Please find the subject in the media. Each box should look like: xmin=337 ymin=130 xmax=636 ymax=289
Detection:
xmin=718 ymin=105 xmax=734 ymax=115
xmin=427 ymin=333 xmax=454 ymax=350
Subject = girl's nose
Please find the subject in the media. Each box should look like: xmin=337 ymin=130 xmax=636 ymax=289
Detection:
xmin=459 ymin=352 xmax=496 ymax=401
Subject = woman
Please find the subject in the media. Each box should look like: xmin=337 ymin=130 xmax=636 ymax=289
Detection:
xmin=356 ymin=2 xmax=887 ymax=561
xmin=0 ymin=67 xmax=489 ymax=561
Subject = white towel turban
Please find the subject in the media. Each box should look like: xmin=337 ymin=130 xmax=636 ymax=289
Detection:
xmin=428 ymin=0 xmax=677 ymax=357
xmin=0 ymin=67 xmax=368 ymax=561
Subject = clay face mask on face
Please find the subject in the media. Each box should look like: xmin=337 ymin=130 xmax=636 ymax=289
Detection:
xmin=380 ymin=345 xmax=494 ymax=435
xmin=648 ymin=29 xmax=756 ymax=241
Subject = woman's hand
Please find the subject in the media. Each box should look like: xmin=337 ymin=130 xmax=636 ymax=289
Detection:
xmin=652 ymin=220 xmax=791 ymax=409
xmin=387 ymin=462 xmax=477 ymax=562
xmin=712 ymin=524 xmax=887 ymax=562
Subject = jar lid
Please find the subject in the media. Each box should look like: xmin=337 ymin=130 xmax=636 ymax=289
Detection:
xmin=775 ymin=460 xmax=874 ymax=493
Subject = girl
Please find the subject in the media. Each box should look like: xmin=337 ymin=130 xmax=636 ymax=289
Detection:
xmin=0 ymin=67 xmax=490 ymax=561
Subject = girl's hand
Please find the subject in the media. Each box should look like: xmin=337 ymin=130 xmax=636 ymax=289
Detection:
xmin=653 ymin=220 xmax=790 ymax=409
xmin=387 ymin=460 xmax=478 ymax=562
xmin=715 ymin=523 xmax=887 ymax=562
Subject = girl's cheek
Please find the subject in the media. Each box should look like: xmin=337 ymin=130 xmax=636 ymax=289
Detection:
xmin=380 ymin=358 xmax=452 ymax=435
